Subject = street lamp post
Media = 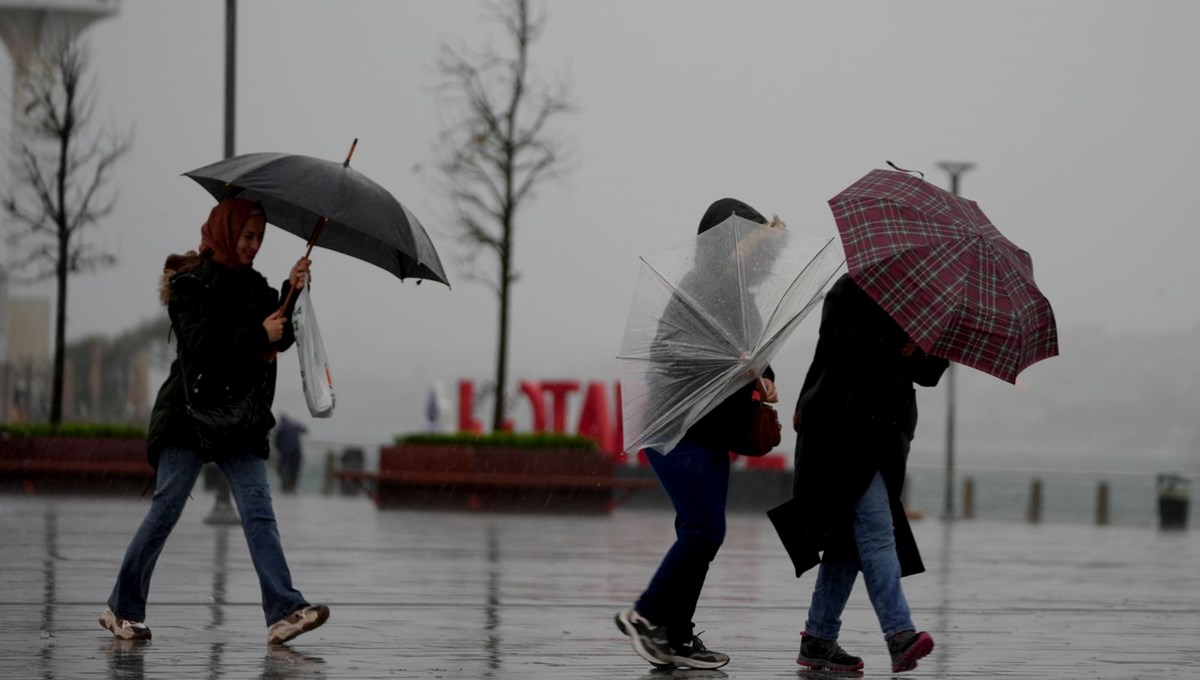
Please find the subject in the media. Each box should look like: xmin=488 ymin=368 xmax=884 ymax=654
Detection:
xmin=204 ymin=0 xmax=241 ymax=526
xmin=935 ymin=161 xmax=975 ymax=520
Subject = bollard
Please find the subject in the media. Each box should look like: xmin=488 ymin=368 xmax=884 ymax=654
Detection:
xmin=962 ymin=476 xmax=975 ymax=520
xmin=322 ymin=450 xmax=335 ymax=496
xmin=1095 ymin=481 xmax=1110 ymax=526
xmin=1027 ymin=478 xmax=1042 ymax=524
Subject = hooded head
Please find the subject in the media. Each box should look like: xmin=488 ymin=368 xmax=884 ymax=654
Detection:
xmin=200 ymin=197 xmax=265 ymax=269
xmin=688 ymin=198 xmax=787 ymax=296
xmin=697 ymin=198 xmax=767 ymax=234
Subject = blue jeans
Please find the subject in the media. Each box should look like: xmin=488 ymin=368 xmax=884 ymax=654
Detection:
xmin=805 ymin=471 xmax=914 ymax=640
xmin=636 ymin=440 xmax=729 ymax=647
xmin=107 ymin=447 xmax=308 ymax=625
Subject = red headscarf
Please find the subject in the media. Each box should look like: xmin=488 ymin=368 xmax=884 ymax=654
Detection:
xmin=199 ymin=197 xmax=262 ymax=268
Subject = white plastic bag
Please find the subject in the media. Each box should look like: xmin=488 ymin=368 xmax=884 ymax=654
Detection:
xmin=293 ymin=275 xmax=335 ymax=417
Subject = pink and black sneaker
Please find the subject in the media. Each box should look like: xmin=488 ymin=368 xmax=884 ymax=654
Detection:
xmin=887 ymin=629 xmax=934 ymax=673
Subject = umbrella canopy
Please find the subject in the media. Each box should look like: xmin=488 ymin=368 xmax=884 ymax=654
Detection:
xmin=618 ymin=215 xmax=843 ymax=454
xmin=185 ymin=148 xmax=449 ymax=286
xmin=829 ymin=168 xmax=1057 ymax=383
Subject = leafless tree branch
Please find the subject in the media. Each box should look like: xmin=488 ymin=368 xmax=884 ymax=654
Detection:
xmin=432 ymin=0 xmax=575 ymax=429
xmin=2 ymin=33 xmax=130 ymax=425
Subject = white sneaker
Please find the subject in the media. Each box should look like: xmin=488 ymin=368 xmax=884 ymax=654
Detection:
xmin=267 ymin=604 xmax=330 ymax=645
xmin=99 ymin=607 xmax=152 ymax=641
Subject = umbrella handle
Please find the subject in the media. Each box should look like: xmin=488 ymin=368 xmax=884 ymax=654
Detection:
xmin=278 ymin=215 xmax=328 ymax=314
xmin=277 ymin=138 xmax=357 ymax=313
xmin=885 ymin=160 xmax=925 ymax=180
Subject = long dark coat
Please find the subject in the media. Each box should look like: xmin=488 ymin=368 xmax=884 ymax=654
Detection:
xmin=146 ymin=253 xmax=295 ymax=468
xmin=769 ymin=273 xmax=947 ymax=577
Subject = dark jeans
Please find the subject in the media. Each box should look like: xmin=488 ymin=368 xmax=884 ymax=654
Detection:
xmin=107 ymin=447 xmax=308 ymax=625
xmin=635 ymin=439 xmax=730 ymax=647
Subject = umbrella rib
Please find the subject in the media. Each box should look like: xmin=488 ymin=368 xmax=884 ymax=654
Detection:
xmin=734 ymin=220 xmax=751 ymax=352
xmin=638 ymin=256 xmax=745 ymax=354
xmin=631 ymin=364 xmax=748 ymax=451
xmin=753 ymin=236 xmax=840 ymax=350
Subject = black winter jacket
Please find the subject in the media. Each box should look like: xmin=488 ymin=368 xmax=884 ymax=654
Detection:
xmin=146 ymin=253 xmax=295 ymax=468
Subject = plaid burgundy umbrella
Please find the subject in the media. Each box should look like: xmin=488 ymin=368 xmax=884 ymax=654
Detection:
xmin=829 ymin=168 xmax=1058 ymax=383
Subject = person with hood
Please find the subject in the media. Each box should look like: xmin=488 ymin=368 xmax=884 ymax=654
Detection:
xmin=616 ymin=198 xmax=781 ymax=670
xmin=99 ymin=197 xmax=330 ymax=645
xmin=771 ymin=272 xmax=947 ymax=673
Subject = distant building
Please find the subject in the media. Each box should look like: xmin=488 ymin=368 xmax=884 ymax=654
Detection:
xmin=5 ymin=295 xmax=49 ymax=362
xmin=0 ymin=1 xmax=120 ymax=423
xmin=1 ymin=1 xmax=121 ymax=173
xmin=0 ymin=293 xmax=50 ymax=422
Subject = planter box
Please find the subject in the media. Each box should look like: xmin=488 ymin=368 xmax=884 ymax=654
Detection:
xmin=366 ymin=443 xmax=650 ymax=514
xmin=0 ymin=435 xmax=152 ymax=495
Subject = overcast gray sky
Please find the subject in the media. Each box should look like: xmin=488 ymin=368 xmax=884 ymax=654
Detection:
xmin=3 ymin=1 xmax=1198 ymax=457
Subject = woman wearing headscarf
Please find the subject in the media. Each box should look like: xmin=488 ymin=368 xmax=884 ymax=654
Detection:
xmin=100 ymin=197 xmax=329 ymax=645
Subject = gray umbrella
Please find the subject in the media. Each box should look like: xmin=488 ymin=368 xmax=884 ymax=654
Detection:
xmin=184 ymin=140 xmax=450 ymax=291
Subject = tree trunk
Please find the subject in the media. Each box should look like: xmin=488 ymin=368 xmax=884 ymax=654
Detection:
xmin=492 ymin=230 xmax=512 ymax=432
xmin=50 ymin=236 xmax=68 ymax=426
xmin=50 ymin=100 xmax=72 ymax=427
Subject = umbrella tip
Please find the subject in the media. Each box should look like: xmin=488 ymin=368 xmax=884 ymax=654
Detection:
xmin=343 ymin=138 xmax=359 ymax=167
xmin=886 ymin=161 xmax=924 ymax=180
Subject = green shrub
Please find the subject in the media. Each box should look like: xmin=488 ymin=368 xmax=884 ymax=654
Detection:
xmin=0 ymin=423 xmax=146 ymax=439
xmin=395 ymin=432 xmax=598 ymax=450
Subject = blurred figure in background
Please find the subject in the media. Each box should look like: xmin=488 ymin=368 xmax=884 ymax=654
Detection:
xmin=274 ymin=413 xmax=308 ymax=494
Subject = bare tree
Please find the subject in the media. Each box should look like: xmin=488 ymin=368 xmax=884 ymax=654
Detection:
xmin=434 ymin=0 xmax=575 ymax=432
xmin=3 ymin=36 xmax=130 ymax=426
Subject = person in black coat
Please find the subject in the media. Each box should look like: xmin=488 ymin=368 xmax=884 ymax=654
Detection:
xmin=100 ymin=197 xmax=329 ymax=645
xmin=616 ymin=198 xmax=781 ymax=671
xmin=770 ymin=273 xmax=947 ymax=673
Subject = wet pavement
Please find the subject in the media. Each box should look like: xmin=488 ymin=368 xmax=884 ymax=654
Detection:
xmin=2 ymin=493 xmax=1199 ymax=679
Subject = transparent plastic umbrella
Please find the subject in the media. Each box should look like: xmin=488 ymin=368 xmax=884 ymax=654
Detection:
xmin=618 ymin=215 xmax=844 ymax=454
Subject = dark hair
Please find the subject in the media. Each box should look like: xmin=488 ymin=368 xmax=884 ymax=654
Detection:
xmin=697 ymin=198 xmax=766 ymax=234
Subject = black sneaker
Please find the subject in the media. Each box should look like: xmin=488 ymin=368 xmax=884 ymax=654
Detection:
xmin=667 ymin=634 xmax=729 ymax=670
xmin=615 ymin=608 xmax=673 ymax=667
xmin=887 ymin=629 xmax=934 ymax=673
xmin=796 ymin=632 xmax=864 ymax=671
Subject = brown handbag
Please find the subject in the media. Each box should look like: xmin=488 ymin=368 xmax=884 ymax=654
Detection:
xmin=739 ymin=401 xmax=782 ymax=457
xmin=732 ymin=378 xmax=782 ymax=457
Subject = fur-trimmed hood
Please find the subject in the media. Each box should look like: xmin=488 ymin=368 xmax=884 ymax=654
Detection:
xmin=158 ymin=251 xmax=204 ymax=306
